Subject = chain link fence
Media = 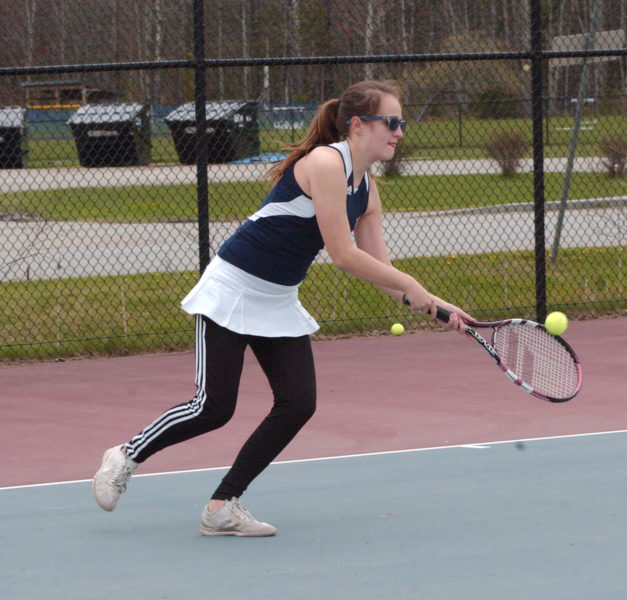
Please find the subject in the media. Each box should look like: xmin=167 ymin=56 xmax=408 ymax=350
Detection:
xmin=1 ymin=0 xmax=625 ymax=361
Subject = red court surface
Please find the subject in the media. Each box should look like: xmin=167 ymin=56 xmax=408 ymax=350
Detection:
xmin=1 ymin=316 xmax=625 ymax=488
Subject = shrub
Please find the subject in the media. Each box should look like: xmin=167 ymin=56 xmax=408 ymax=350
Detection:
xmin=485 ymin=131 xmax=529 ymax=176
xmin=599 ymin=136 xmax=626 ymax=178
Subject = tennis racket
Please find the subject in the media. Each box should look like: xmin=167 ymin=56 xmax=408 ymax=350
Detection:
xmin=407 ymin=302 xmax=582 ymax=402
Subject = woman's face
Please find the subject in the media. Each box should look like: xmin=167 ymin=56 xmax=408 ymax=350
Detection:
xmin=365 ymin=93 xmax=405 ymax=161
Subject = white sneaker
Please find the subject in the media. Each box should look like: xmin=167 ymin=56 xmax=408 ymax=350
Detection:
xmin=200 ymin=497 xmax=277 ymax=537
xmin=92 ymin=446 xmax=137 ymax=512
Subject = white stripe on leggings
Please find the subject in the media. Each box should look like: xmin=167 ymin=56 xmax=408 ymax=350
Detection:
xmin=126 ymin=315 xmax=208 ymax=460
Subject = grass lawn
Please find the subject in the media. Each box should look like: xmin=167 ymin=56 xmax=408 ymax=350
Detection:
xmin=1 ymin=246 xmax=623 ymax=360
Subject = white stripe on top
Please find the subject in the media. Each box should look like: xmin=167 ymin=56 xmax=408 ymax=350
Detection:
xmin=248 ymin=194 xmax=315 ymax=221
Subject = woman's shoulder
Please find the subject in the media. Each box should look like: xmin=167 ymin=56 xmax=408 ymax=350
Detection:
xmin=303 ymin=144 xmax=346 ymax=171
xmin=293 ymin=145 xmax=347 ymax=197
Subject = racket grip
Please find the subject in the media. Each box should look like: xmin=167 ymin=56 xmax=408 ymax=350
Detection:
xmin=435 ymin=306 xmax=451 ymax=322
xmin=402 ymin=296 xmax=451 ymax=323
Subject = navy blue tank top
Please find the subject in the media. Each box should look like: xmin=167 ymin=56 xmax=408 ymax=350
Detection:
xmin=218 ymin=140 xmax=370 ymax=285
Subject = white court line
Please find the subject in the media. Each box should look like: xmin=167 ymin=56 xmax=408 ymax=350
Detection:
xmin=2 ymin=429 xmax=626 ymax=492
xmin=460 ymin=444 xmax=492 ymax=449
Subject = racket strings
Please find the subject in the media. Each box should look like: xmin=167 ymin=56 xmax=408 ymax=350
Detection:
xmin=494 ymin=324 xmax=580 ymax=399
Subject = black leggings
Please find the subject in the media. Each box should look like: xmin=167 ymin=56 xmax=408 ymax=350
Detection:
xmin=125 ymin=315 xmax=316 ymax=499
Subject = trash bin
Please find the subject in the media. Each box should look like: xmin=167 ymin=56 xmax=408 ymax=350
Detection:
xmin=165 ymin=101 xmax=259 ymax=164
xmin=0 ymin=107 xmax=27 ymax=169
xmin=68 ymin=103 xmax=151 ymax=167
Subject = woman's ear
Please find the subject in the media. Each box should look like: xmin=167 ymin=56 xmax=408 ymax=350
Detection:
xmin=347 ymin=116 xmax=365 ymax=134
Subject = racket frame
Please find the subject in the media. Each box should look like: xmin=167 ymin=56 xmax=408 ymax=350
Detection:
xmin=461 ymin=316 xmax=582 ymax=402
xmin=402 ymin=300 xmax=582 ymax=402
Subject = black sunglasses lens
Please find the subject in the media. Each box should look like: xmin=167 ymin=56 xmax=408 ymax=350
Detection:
xmin=387 ymin=117 xmax=406 ymax=132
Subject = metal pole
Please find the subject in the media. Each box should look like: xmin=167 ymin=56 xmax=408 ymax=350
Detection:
xmin=545 ymin=96 xmax=550 ymax=146
xmin=530 ymin=0 xmax=547 ymax=323
xmin=193 ymin=0 xmax=210 ymax=273
xmin=551 ymin=0 xmax=602 ymax=262
xmin=458 ymin=101 xmax=462 ymax=148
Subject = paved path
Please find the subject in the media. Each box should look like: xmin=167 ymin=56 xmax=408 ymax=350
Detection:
xmin=0 ymin=156 xmax=606 ymax=193
xmin=2 ymin=199 xmax=623 ymax=282
xmin=1 ymin=158 xmax=623 ymax=281
xmin=1 ymin=163 xmax=267 ymax=194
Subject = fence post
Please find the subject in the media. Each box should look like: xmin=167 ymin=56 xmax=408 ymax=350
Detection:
xmin=458 ymin=101 xmax=463 ymax=148
xmin=530 ymin=0 xmax=547 ymax=322
xmin=193 ymin=0 xmax=210 ymax=273
xmin=544 ymin=96 xmax=550 ymax=146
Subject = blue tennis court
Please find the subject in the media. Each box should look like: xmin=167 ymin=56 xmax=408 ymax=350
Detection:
xmin=2 ymin=431 xmax=625 ymax=600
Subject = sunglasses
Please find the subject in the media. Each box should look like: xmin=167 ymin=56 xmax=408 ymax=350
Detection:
xmin=346 ymin=115 xmax=407 ymax=132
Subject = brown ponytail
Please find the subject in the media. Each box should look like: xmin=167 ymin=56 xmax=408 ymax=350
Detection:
xmin=266 ymin=98 xmax=343 ymax=182
xmin=266 ymin=80 xmax=401 ymax=183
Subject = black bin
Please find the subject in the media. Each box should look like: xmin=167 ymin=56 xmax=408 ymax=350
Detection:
xmin=0 ymin=107 xmax=27 ymax=169
xmin=165 ymin=101 xmax=259 ymax=164
xmin=68 ymin=103 xmax=151 ymax=167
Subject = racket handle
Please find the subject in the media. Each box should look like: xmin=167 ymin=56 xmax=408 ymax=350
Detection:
xmin=402 ymin=296 xmax=451 ymax=322
xmin=435 ymin=306 xmax=451 ymax=322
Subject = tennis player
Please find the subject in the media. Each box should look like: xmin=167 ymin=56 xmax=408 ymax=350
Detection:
xmin=92 ymin=80 xmax=471 ymax=536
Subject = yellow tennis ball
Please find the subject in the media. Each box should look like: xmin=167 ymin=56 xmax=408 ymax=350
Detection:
xmin=391 ymin=323 xmax=405 ymax=336
xmin=545 ymin=311 xmax=568 ymax=336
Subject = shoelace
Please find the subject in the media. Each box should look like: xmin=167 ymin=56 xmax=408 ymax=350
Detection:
xmin=110 ymin=464 xmax=134 ymax=493
xmin=229 ymin=500 xmax=255 ymax=522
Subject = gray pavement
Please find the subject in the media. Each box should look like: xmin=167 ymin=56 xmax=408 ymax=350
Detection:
xmin=0 ymin=163 xmax=267 ymax=194
xmin=1 ymin=158 xmax=623 ymax=282
xmin=2 ymin=198 xmax=624 ymax=282
xmin=0 ymin=156 xmax=607 ymax=194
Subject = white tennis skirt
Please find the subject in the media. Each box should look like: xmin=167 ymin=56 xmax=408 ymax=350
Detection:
xmin=181 ymin=256 xmax=319 ymax=337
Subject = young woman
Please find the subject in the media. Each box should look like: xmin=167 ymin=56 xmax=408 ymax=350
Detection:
xmin=92 ymin=80 xmax=472 ymax=536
